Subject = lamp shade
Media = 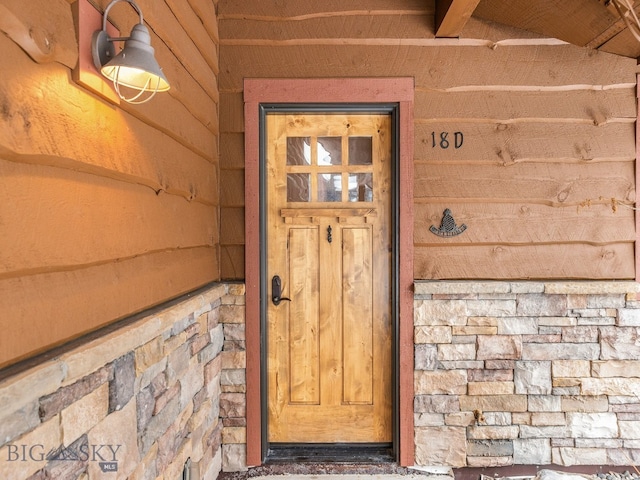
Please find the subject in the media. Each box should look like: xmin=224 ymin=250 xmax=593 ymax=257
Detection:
xmin=100 ymin=23 xmax=170 ymax=93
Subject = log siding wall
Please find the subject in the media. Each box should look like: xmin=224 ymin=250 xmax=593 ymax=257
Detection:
xmin=0 ymin=0 xmax=220 ymax=368
xmin=218 ymin=0 xmax=638 ymax=281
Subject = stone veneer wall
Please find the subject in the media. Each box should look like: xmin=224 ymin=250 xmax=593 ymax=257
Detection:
xmin=42 ymin=280 xmax=639 ymax=474
xmin=219 ymin=284 xmax=248 ymax=472
xmin=0 ymin=283 xmax=245 ymax=480
xmin=414 ymin=281 xmax=640 ymax=469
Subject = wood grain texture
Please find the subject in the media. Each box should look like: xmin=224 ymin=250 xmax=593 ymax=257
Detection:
xmin=636 ymin=74 xmax=640 ymax=282
xmin=342 ymin=227 xmax=374 ymax=404
xmin=220 ymin=245 xmax=245 ymax=280
xmin=131 ymin=92 xmax=218 ymax=160
xmin=0 ymin=34 xmax=216 ymax=204
xmin=141 ymin=36 xmax=220 ymax=135
xmin=219 ymin=0 xmax=432 ymax=17
xmin=220 ymin=207 xmax=245 ymax=244
xmin=415 ymin=203 xmax=636 ymax=245
xmin=220 ymin=14 xmax=432 ymax=41
xmin=415 ymin=243 xmax=635 ymax=279
xmin=474 ymin=0 xmax=627 ymax=51
xmin=414 ymin=123 xmax=636 ymax=164
xmin=242 ymin=78 xmax=415 ymax=464
xmin=165 ymin=0 xmax=219 ymax=73
xmin=600 ymin=27 xmax=640 ymax=58
xmin=0 ymin=0 xmax=77 ymax=68
xmin=288 ymin=227 xmax=321 ymax=405
xmin=187 ymin=0 xmax=220 ymax=43
xmin=220 ymin=169 xmax=245 ymax=207
xmin=220 ymin=3 xmax=637 ymax=284
xmin=220 ymin=94 xmax=246 ymax=132
xmin=220 ymin=45 xmax=636 ymax=91
xmin=460 ymin=16 xmax=548 ymax=42
xmin=414 ymin=162 xmax=636 ymax=205
xmin=0 ymin=247 xmax=218 ymax=368
xmin=1 ymin=0 xmax=220 ymax=367
xmin=435 ymin=0 xmax=482 ymax=37
xmin=266 ymin=113 xmax=392 ymax=443
xmin=220 ymin=133 xmax=247 ymax=167
xmin=415 ymin=88 xmax=637 ymax=122
xmin=0 ymin=160 xmax=216 ymax=276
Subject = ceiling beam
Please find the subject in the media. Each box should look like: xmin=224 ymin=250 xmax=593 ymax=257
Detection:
xmin=435 ymin=0 xmax=482 ymax=37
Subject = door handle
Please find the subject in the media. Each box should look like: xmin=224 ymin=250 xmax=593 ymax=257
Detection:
xmin=271 ymin=275 xmax=291 ymax=306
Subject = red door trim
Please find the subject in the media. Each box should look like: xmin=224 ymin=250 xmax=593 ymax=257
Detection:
xmin=244 ymin=78 xmax=415 ymax=466
xmin=636 ymin=73 xmax=640 ymax=284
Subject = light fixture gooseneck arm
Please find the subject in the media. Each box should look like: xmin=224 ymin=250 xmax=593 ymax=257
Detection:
xmin=101 ymin=0 xmax=144 ymax=40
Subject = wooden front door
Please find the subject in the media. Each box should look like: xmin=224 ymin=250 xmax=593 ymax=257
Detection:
xmin=265 ymin=111 xmax=392 ymax=444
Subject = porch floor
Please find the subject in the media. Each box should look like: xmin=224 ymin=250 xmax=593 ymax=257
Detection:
xmin=217 ymin=467 xmax=640 ymax=480
xmin=247 ymin=475 xmax=447 ymax=480
xmin=217 ymin=465 xmax=453 ymax=480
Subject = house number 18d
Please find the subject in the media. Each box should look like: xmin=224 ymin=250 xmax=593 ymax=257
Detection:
xmin=431 ymin=131 xmax=464 ymax=149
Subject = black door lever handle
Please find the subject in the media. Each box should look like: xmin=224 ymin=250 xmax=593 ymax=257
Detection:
xmin=272 ymin=275 xmax=291 ymax=306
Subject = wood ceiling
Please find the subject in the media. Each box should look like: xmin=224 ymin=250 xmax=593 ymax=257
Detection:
xmin=436 ymin=0 xmax=640 ymax=59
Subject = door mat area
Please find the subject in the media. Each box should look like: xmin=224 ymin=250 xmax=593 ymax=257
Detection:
xmin=217 ymin=467 xmax=640 ymax=480
xmin=243 ymin=475 xmax=448 ymax=480
xmin=218 ymin=464 xmax=454 ymax=480
xmin=266 ymin=445 xmax=395 ymax=464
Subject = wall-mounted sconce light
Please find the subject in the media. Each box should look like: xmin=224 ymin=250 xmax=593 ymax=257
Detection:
xmin=91 ymin=0 xmax=170 ymax=104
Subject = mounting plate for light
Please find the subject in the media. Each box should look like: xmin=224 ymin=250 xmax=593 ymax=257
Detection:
xmin=73 ymin=0 xmax=120 ymax=104
xmin=91 ymin=30 xmax=116 ymax=71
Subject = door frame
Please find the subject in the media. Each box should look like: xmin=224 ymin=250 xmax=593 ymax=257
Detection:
xmin=244 ymin=78 xmax=415 ymax=466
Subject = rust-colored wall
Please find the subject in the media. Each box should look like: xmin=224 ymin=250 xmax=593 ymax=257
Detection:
xmin=0 ymin=0 xmax=220 ymax=368
xmin=218 ymin=0 xmax=637 ymax=281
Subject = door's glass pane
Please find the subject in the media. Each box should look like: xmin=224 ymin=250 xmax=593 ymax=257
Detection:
xmin=349 ymin=137 xmax=373 ymax=165
xmin=317 ymin=173 xmax=342 ymax=202
xmin=287 ymin=173 xmax=310 ymax=202
xmin=348 ymin=173 xmax=373 ymax=202
xmin=318 ymin=137 xmax=342 ymax=166
xmin=287 ymin=137 xmax=311 ymax=165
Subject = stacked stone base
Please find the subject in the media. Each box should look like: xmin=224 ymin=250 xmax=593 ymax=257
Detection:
xmin=414 ymin=281 xmax=640 ymax=469
xmin=6 ymin=280 xmax=639 ymax=478
xmin=0 ymin=283 xmax=243 ymax=480
xmin=219 ymin=285 xmax=248 ymax=472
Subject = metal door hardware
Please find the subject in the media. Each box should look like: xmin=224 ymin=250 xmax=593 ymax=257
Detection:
xmin=271 ymin=275 xmax=291 ymax=306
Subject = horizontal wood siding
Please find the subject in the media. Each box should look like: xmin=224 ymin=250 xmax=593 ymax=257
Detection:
xmin=0 ymin=0 xmax=219 ymax=367
xmin=218 ymin=0 xmax=637 ymax=280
